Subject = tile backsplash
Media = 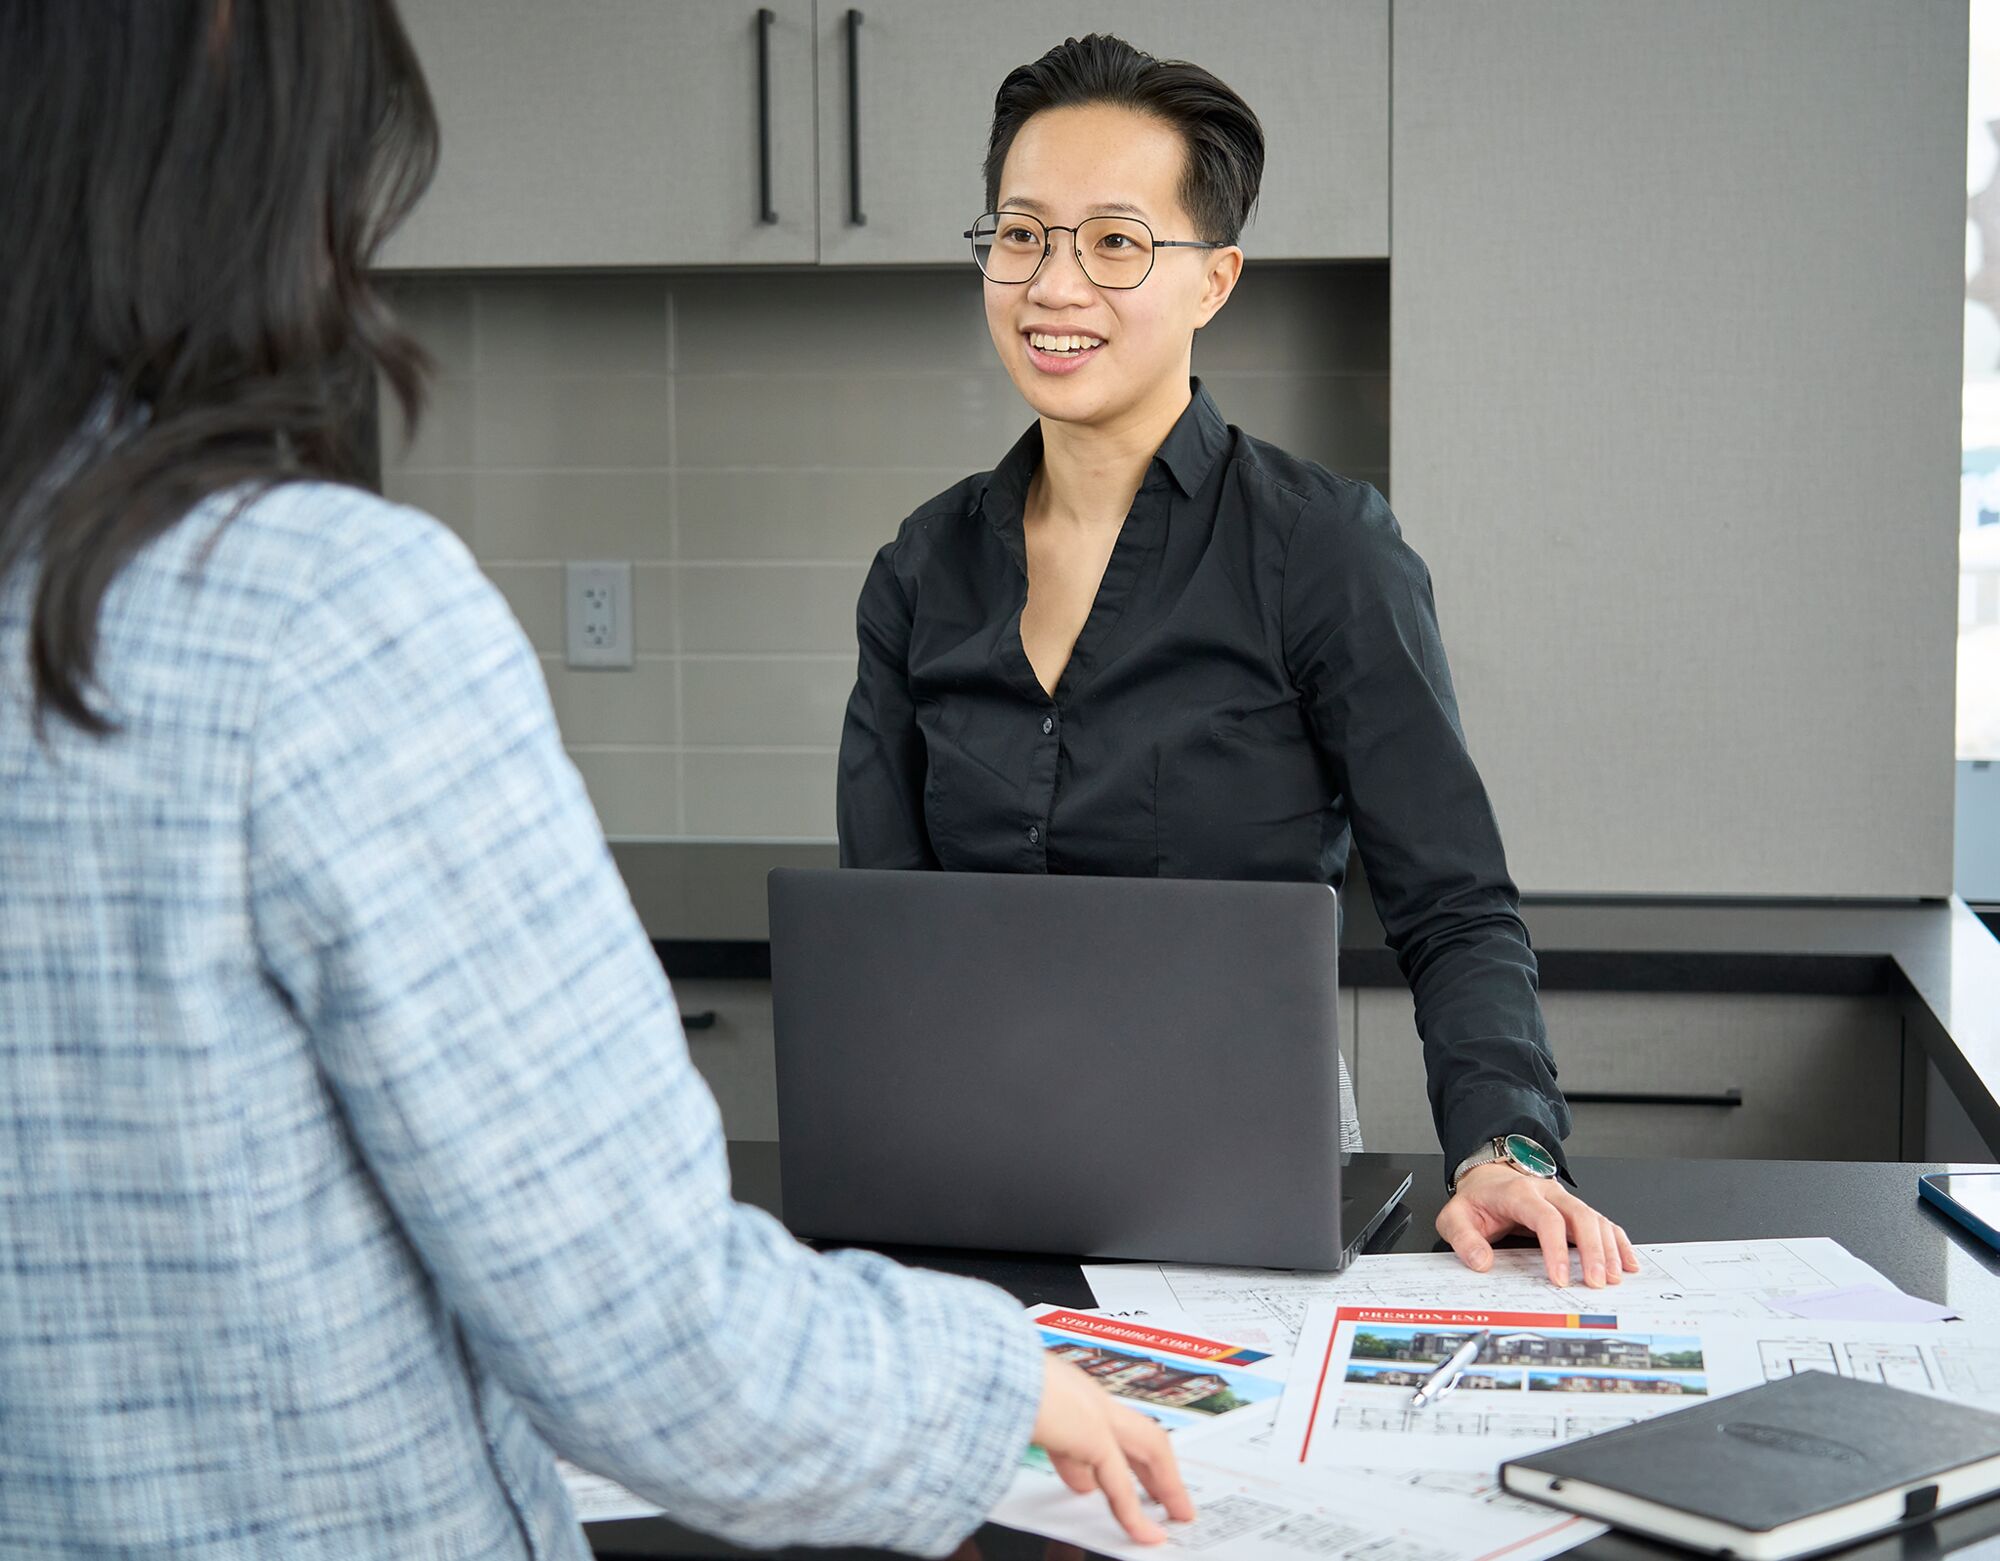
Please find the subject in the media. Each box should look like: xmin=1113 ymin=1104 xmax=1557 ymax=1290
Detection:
xmin=378 ymin=263 xmax=1388 ymax=842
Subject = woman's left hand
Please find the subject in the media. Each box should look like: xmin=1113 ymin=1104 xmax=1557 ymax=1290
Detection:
xmin=1436 ymin=1163 xmax=1641 ymax=1288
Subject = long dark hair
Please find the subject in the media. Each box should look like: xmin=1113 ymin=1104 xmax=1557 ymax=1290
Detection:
xmin=0 ymin=0 xmax=439 ymax=735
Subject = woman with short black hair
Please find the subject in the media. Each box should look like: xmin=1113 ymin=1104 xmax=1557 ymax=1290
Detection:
xmin=838 ymin=33 xmax=1639 ymax=1289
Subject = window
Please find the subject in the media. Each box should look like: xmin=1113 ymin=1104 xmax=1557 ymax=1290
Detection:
xmin=1964 ymin=1 xmax=2000 ymax=761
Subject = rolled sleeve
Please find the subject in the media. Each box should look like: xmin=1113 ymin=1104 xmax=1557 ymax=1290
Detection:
xmin=1281 ymin=482 xmax=1572 ymax=1183
xmin=246 ymin=504 xmax=1041 ymax=1554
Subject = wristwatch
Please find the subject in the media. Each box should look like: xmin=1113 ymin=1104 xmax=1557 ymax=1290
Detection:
xmin=1449 ymin=1132 xmax=1559 ymax=1195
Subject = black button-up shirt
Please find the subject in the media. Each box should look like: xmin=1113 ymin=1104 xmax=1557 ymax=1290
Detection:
xmin=836 ymin=381 xmax=1570 ymax=1178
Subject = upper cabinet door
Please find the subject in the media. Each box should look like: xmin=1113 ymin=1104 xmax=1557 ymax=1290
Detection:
xmin=381 ymin=1 xmax=817 ymax=269
xmin=813 ymin=1 xmax=1388 ymax=267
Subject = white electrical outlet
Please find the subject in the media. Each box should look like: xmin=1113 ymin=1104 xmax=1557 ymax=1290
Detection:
xmin=564 ymin=561 xmax=634 ymax=669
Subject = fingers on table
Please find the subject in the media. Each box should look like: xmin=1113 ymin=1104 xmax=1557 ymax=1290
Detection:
xmin=1089 ymin=1437 xmax=1166 ymax=1545
xmin=1595 ymin=1214 xmax=1627 ymax=1284
xmin=1554 ymin=1191 xmax=1610 ymax=1287
xmin=1612 ymin=1217 xmax=1643 ymax=1272
xmin=1434 ymin=1200 xmax=1496 ymax=1272
xmin=1116 ymin=1411 xmax=1196 ymax=1524
xmin=1551 ymin=1189 xmax=1636 ymax=1287
xmin=1442 ymin=1177 xmax=1639 ymax=1289
xmin=1050 ymin=1454 xmax=1100 ymax=1498
xmin=1525 ymin=1193 xmax=1573 ymax=1287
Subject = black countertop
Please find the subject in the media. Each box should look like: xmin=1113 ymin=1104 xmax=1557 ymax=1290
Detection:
xmin=585 ymin=1143 xmax=2000 ymax=1561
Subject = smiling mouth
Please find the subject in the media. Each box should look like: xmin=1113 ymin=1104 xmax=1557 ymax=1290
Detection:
xmin=1024 ymin=330 xmax=1105 ymax=356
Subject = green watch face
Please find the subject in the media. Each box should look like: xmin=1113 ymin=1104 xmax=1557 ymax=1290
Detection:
xmin=1503 ymin=1134 xmax=1558 ymax=1177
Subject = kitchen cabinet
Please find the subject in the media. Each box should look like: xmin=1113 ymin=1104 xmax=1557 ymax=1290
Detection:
xmin=380 ymin=0 xmax=1386 ymax=269
xmin=813 ymin=0 xmax=1387 ymax=265
xmin=380 ymin=0 xmax=818 ymax=268
xmin=1351 ymin=989 xmax=1903 ymax=1161
xmin=673 ymin=979 xmax=782 ymax=1141
xmin=668 ymin=975 xmax=1908 ymax=1162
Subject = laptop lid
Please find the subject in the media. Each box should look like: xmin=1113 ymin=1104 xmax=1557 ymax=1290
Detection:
xmin=770 ymin=867 xmax=1405 ymax=1271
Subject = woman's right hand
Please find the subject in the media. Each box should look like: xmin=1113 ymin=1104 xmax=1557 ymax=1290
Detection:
xmin=1029 ymin=1357 xmax=1196 ymax=1545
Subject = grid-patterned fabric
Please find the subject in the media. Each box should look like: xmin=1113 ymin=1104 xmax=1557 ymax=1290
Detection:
xmin=0 ymin=482 xmax=1043 ymax=1559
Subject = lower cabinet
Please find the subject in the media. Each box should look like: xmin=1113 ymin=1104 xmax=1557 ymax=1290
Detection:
xmin=683 ymin=977 xmax=1904 ymax=1164
xmin=673 ymin=979 xmax=781 ymax=1142
xmin=1351 ymin=990 xmax=1902 ymax=1162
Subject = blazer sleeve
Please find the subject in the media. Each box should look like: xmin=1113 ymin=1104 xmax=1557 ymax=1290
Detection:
xmin=247 ymin=503 xmax=1039 ymax=1555
xmin=837 ymin=538 xmax=940 ymax=868
xmin=1280 ymin=481 xmax=1573 ymax=1183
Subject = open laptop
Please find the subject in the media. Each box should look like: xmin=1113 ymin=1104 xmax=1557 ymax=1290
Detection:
xmin=768 ymin=868 xmax=1411 ymax=1271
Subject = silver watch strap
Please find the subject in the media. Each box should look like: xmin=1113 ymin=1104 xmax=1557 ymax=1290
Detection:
xmin=1449 ymin=1136 xmax=1506 ymax=1194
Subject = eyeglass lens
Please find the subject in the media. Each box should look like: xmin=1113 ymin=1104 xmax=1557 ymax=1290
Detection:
xmin=970 ymin=213 xmax=1155 ymax=288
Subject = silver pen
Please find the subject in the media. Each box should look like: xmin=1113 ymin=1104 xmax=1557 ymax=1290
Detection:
xmin=1409 ymin=1328 xmax=1490 ymax=1410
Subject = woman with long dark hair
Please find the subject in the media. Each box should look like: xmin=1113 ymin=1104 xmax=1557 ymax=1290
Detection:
xmin=0 ymin=5 xmax=1188 ymax=1553
xmin=838 ymin=34 xmax=1639 ymax=1289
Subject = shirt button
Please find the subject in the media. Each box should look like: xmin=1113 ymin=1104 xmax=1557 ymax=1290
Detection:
xmin=1041 ymin=715 xmax=1054 ymax=735
xmin=1027 ymin=825 xmax=1041 ymax=846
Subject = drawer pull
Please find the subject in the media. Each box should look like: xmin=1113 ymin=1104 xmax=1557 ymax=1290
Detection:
xmin=679 ymin=1009 xmax=719 ymax=1032
xmin=1567 ymin=1087 xmax=1743 ymax=1108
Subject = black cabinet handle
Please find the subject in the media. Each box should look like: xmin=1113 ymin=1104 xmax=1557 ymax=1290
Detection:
xmin=845 ymin=8 xmax=866 ymax=226
xmin=679 ymin=1009 xmax=719 ymax=1032
xmin=1567 ymin=1087 xmax=1744 ymax=1109
xmin=755 ymin=8 xmax=777 ymax=224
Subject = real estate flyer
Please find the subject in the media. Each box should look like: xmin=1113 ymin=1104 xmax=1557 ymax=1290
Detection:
xmin=1024 ymin=1304 xmax=1288 ymax=1440
xmin=1275 ymin=1302 xmax=1994 ymax=1474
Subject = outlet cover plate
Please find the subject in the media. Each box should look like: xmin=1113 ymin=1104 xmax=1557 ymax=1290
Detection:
xmin=564 ymin=561 xmax=634 ymax=669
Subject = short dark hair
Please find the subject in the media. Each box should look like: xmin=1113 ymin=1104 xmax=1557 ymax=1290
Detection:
xmin=983 ymin=34 xmax=1265 ymax=246
xmin=0 ymin=0 xmax=438 ymax=736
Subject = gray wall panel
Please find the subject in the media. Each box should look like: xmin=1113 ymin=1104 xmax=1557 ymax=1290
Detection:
xmin=1391 ymin=0 xmax=1965 ymax=896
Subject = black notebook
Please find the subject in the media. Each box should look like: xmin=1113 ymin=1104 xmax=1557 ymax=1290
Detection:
xmin=1499 ymin=1371 xmax=2000 ymax=1561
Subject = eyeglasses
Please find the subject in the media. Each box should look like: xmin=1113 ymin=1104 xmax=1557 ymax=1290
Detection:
xmin=964 ymin=211 xmax=1222 ymax=290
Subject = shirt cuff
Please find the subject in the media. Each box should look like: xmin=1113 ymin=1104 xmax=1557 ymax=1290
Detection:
xmin=873 ymin=1270 xmax=1045 ymax=1557
xmin=1440 ymin=1086 xmax=1575 ymax=1191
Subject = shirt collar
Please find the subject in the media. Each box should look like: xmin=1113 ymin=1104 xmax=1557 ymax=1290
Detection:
xmin=979 ymin=377 xmax=1228 ymax=533
xmin=1155 ymin=378 xmax=1229 ymax=498
xmin=984 ymin=418 xmax=1043 ymax=527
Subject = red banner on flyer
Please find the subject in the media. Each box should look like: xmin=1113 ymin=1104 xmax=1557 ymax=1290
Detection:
xmin=1036 ymin=1310 xmax=1274 ymax=1366
xmin=1332 ymin=1307 xmax=1620 ymax=1330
